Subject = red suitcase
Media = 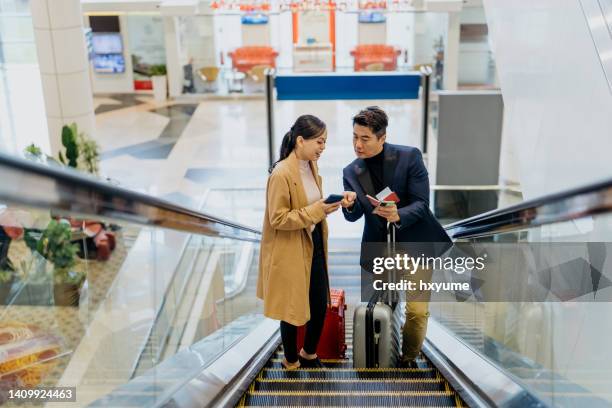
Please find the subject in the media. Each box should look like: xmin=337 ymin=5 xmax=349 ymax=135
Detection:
xmin=297 ymin=288 xmax=347 ymax=359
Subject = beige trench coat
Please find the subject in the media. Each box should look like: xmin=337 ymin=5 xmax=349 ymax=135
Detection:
xmin=256 ymin=153 xmax=330 ymax=326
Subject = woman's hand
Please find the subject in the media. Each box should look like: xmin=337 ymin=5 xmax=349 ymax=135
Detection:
xmin=341 ymin=191 xmax=357 ymax=208
xmin=318 ymin=199 xmax=341 ymax=215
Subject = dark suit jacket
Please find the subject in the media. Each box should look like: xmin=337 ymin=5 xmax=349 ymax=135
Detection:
xmin=342 ymin=143 xmax=451 ymax=264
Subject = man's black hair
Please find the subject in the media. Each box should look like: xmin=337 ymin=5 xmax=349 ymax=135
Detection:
xmin=352 ymin=106 xmax=388 ymax=138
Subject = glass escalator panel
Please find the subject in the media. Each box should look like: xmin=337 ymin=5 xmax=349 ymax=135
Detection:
xmin=432 ymin=182 xmax=612 ymax=407
xmin=0 ymin=153 xmax=264 ymax=406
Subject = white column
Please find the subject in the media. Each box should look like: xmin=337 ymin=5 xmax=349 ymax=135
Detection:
xmin=164 ymin=16 xmax=182 ymax=98
xmin=443 ymin=11 xmax=460 ymax=90
xmin=30 ymin=0 xmax=95 ymax=156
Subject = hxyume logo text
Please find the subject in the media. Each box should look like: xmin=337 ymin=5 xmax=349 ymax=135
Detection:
xmin=372 ymin=254 xmax=487 ymax=274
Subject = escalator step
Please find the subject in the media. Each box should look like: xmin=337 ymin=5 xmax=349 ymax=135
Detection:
xmin=267 ymin=359 xmax=354 ymax=369
xmin=260 ymin=368 xmax=438 ymax=380
xmin=242 ymin=391 xmax=457 ymax=407
xmin=266 ymin=358 xmax=431 ymax=369
xmin=253 ymin=379 xmax=447 ymax=392
xmin=273 ymin=351 xmax=354 ymax=356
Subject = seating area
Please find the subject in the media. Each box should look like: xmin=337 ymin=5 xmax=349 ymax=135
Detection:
xmin=197 ymin=66 xmax=220 ymax=92
xmin=228 ymin=46 xmax=278 ymax=73
xmin=350 ymin=44 xmax=401 ymax=72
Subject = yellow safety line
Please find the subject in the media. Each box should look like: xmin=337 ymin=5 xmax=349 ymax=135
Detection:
xmin=256 ymin=378 xmax=444 ymax=383
xmin=269 ymin=358 xmax=350 ymax=363
xmin=246 ymin=390 xmax=455 ymax=396
xmin=269 ymin=358 xmax=429 ymax=364
xmin=455 ymin=393 xmax=464 ymax=407
xmin=444 ymin=380 xmax=451 ymax=393
xmin=263 ymin=367 xmax=434 ymax=372
xmin=236 ymin=394 xmax=246 ymax=407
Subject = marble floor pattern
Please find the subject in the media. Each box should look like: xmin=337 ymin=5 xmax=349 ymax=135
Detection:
xmin=95 ymin=96 xmax=423 ymax=237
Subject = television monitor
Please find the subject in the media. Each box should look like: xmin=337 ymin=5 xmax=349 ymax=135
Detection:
xmin=89 ymin=15 xmax=120 ymax=33
xmin=93 ymin=54 xmax=125 ymax=73
xmin=358 ymin=11 xmax=386 ymax=24
xmin=241 ymin=13 xmax=269 ymax=25
xmin=92 ymin=33 xmax=123 ymax=54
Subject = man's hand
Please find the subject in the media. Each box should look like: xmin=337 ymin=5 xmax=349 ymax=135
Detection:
xmin=341 ymin=191 xmax=357 ymax=208
xmin=374 ymin=204 xmax=400 ymax=223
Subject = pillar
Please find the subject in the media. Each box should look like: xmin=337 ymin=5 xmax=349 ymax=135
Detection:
xmin=30 ymin=0 xmax=95 ymax=157
xmin=443 ymin=11 xmax=460 ymax=90
xmin=164 ymin=16 xmax=183 ymax=98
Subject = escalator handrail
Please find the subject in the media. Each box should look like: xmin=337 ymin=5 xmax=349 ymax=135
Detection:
xmin=445 ymin=177 xmax=612 ymax=239
xmin=0 ymin=152 xmax=261 ymax=241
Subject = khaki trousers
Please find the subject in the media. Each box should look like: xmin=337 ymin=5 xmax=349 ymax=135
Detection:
xmin=402 ymin=268 xmax=432 ymax=361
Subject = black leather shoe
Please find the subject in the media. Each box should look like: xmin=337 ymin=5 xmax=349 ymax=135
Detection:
xmin=298 ymin=355 xmax=325 ymax=369
xmin=399 ymin=359 xmax=420 ymax=369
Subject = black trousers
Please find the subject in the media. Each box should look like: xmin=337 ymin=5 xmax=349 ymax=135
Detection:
xmin=280 ymin=223 xmax=328 ymax=363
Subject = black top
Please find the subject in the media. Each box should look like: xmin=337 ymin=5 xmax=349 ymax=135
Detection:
xmin=363 ymin=144 xmax=385 ymax=195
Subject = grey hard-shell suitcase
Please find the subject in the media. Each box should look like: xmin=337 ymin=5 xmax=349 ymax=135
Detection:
xmin=353 ymin=224 xmax=403 ymax=368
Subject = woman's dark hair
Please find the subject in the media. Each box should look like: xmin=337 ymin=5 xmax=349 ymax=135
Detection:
xmin=352 ymin=106 xmax=388 ymax=138
xmin=270 ymin=114 xmax=326 ymax=172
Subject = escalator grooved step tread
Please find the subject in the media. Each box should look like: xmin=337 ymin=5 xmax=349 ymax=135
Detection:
xmin=260 ymin=369 xmax=439 ymax=380
xmin=247 ymin=390 xmax=454 ymax=396
xmin=266 ymin=359 xmax=432 ymax=370
xmin=239 ymin=309 xmax=464 ymax=406
xmin=253 ymin=380 xmax=448 ymax=392
xmin=264 ymin=367 xmax=435 ymax=372
xmin=256 ymin=378 xmax=444 ymax=383
xmin=242 ymin=392 xmax=457 ymax=407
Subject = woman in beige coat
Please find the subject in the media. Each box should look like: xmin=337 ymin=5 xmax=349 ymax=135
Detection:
xmin=257 ymin=115 xmax=341 ymax=369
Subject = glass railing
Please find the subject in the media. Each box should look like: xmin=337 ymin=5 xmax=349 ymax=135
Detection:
xmin=0 ymin=152 xmax=263 ymax=406
xmin=431 ymin=184 xmax=523 ymax=225
xmin=431 ymin=178 xmax=612 ymax=407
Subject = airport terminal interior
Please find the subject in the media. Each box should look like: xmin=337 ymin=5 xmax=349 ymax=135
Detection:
xmin=0 ymin=0 xmax=612 ymax=406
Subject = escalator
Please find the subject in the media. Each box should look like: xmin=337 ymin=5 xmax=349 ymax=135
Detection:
xmin=237 ymin=315 xmax=465 ymax=407
xmin=1 ymin=152 xmax=612 ymax=408
xmin=236 ymin=242 xmax=465 ymax=407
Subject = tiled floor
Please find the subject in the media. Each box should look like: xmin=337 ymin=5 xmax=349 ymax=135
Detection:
xmin=95 ymin=96 xmax=423 ymax=237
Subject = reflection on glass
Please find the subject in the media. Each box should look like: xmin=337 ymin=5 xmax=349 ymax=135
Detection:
xmin=0 ymin=201 xmax=262 ymax=405
xmin=433 ymin=213 xmax=612 ymax=407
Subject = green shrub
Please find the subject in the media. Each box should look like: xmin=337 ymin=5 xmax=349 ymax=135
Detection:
xmin=150 ymin=64 xmax=167 ymax=76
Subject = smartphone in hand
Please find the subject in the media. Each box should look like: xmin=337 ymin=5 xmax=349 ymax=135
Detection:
xmin=324 ymin=194 xmax=344 ymax=204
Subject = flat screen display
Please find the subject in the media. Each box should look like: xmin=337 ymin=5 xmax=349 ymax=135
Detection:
xmin=89 ymin=15 xmax=120 ymax=33
xmin=92 ymin=33 xmax=123 ymax=54
xmin=241 ymin=13 xmax=269 ymax=25
xmin=93 ymin=54 xmax=125 ymax=73
xmin=358 ymin=12 xmax=386 ymax=24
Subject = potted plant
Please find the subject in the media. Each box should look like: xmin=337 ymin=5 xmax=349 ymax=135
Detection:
xmin=0 ymin=227 xmax=16 ymax=305
xmin=24 ymin=219 xmax=85 ymax=306
xmin=23 ymin=143 xmax=63 ymax=168
xmin=150 ymin=64 xmax=168 ymax=102
xmin=78 ymin=135 xmax=100 ymax=175
xmin=0 ymin=260 xmax=15 ymax=305
xmin=56 ymin=123 xmax=100 ymax=175
xmin=25 ymin=125 xmax=101 ymax=177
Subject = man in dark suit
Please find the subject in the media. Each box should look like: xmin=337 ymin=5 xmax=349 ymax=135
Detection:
xmin=340 ymin=106 xmax=451 ymax=366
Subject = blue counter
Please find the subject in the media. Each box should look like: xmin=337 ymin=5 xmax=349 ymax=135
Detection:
xmin=275 ymin=71 xmax=421 ymax=100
